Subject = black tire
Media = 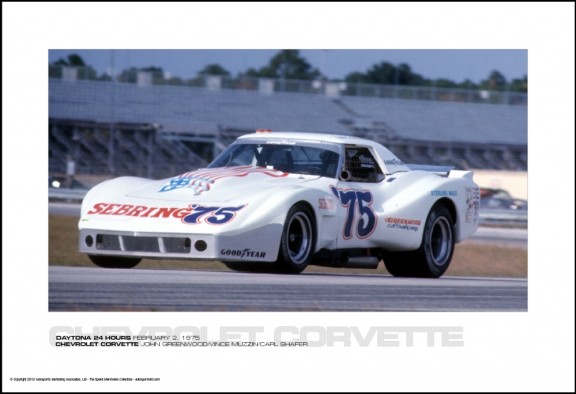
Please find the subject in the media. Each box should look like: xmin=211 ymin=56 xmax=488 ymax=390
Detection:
xmin=384 ymin=203 xmax=454 ymax=278
xmin=88 ymin=255 xmax=142 ymax=269
xmin=276 ymin=203 xmax=316 ymax=273
xmin=222 ymin=261 xmax=251 ymax=272
xmin=382 ymin=250 xmax=418 ymax=277
xmin=222 ymin=261 xmax=281 ymax=273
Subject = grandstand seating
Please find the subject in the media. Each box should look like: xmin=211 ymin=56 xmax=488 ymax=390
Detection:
xmin=337 ymin=96 xmax=527 ymax=145
xmin=49 ymin=78 xmax=527 ymax=178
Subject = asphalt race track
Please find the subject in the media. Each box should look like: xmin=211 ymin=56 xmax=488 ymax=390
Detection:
xmin=49 ymin=266 xmax=527 ymax=312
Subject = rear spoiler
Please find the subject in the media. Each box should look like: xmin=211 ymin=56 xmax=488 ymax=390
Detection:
xmin=407 ymin=164 xmax=455 ymax=176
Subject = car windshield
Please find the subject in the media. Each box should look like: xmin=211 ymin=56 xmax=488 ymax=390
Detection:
xmin=208 ymin=140 xmax=341 ymax=178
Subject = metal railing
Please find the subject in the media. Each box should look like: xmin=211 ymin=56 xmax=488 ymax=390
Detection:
xmin=49 ymin=66 xmax=527 ymax=106
xmin=479 ymin=208 xmax=528 ymax=227
xmin=48 ymin=188 xmax=89 ymax=201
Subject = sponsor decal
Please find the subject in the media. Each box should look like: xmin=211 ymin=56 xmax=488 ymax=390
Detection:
xmin=383 ymin=159 xmax=405 ymax=166
xmin=330 ymin=186 xmax=377 ymax=239
xmin=159 ymin=166 xmax=288 ymax=195
xmin=465 ymin=187 xmax=481 ymax=223
xmin=431 ymin=190 xmax=458 ymax=197
xmin=318 ymin=197 xmax=336 ymax=210
xmin=87 ymin=202 xmax=245 ymax=225
xmin=88 ymin=203 xmax=193 ymax=218
xmin=385 ymin=217 xmax=421 ymax=232
xmin=265 ymin=139 xmax=296 ymax=145
xmin=220 ymin=248 xmax=266 ymax=259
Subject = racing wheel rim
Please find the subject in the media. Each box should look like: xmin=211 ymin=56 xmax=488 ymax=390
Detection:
xmin=429 ymin=216 xmax=453 ymax=267
xmin=287 ymin=212 xmax=312 ymax=265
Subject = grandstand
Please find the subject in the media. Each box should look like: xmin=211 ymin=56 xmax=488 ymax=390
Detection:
xmin=49 ymin=75 xmax=527 ymax=179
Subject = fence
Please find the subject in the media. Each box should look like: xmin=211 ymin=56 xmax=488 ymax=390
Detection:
xmin=49 ymin=65 xmax=527 ymax=106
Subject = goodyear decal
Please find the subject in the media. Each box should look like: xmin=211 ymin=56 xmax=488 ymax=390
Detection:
xmin=220 ymin=248 xmax=266 ymax=259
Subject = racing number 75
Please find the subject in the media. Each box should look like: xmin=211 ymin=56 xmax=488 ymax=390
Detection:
xmin=182 ymin=205 xmax=246 ymax=225
xmin=330 ymin=186 xmax=377 ymax=239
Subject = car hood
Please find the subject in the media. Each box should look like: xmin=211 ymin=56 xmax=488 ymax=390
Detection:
xmin=125 ymin=166 xmax=319 ymax=203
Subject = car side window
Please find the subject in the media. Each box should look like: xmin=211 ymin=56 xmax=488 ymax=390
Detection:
xmin=343 ymin=147 xmax=384 ymax=183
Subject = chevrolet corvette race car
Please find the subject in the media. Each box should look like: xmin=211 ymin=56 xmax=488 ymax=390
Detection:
xmin=78 ymin=131 xmax=480 ymax=278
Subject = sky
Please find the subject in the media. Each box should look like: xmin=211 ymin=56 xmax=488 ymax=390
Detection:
xmin=48 ymin=49 xmax=527 ymax=84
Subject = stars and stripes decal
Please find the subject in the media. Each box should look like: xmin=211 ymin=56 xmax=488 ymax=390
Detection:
xmin=159 ymin=166 xmax=288 ymax=195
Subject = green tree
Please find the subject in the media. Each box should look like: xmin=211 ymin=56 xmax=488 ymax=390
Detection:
xmin=243 ymin=67 xmax=261 ymax=78
xmin=199 ymin=64 xmax=230 ymax=76
xmin=50 ymin=53 xmax=97 ymax=79
xmin=365 ymin=61 xmax=397 ymax=84
xmin=343 ymin=60 xmax=528 ymax=93
xmin=244 ymin=50 xmax=321 ymax=80
xmin=481 ymin=70 xmax=507 ymax=91
xmin=434 ymin=78 xmax=458 ymax=89
xmin=345 ymin=62 xmax=426 ymax=86
xmin=66 ymin=54 xmax=86 ymax=67
xmin=396 ymin=63 xmax=426 ymax=86
xmin=509 ymin=75 xmax=527 ymax=92
xmin=458 ymin=79 xmax=479 ymax=90
xmin=344 ymin=71 xmax=369 ymax=84
xmin=52 ymin=53 xmax=86 ymax=67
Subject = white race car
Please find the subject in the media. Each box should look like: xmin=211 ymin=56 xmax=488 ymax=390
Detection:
xmin=79 ymin=131 xmax=480 ymax=278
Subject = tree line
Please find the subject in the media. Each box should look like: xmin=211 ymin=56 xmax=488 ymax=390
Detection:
xmin=50 ymin=50 xmax=527 ymax=92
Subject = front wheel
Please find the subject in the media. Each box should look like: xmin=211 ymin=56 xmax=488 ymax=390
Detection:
xmin=276 ymin=204 xmax=316 ymax=273
xmin=384 ymin=203 xmax=454 ymax=278
xmin=88 ymin=255 xmax=142 ymax=269
xmin=222 ymin=261 xmax=281 ymax=273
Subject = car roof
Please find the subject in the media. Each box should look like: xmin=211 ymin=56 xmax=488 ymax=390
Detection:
xmin=237 ymin=131 xmax=410 ymax=174
xmin=238 ymin=131 xmax=381 ymax=147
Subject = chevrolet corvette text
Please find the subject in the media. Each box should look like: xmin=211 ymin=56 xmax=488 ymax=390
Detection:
xmin=79 ymin=131 xmax=480 ymax=278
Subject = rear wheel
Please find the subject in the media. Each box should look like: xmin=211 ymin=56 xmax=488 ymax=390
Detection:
xmin=88 ymin=255 xmax=142 ymax=269
xmin=276 ymin=203 xmax=315 ymax=273
xmin=382 ymin=251 xmax=417 ymax=277
xmin=384 ymin=203 xmax=454 ymax=278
